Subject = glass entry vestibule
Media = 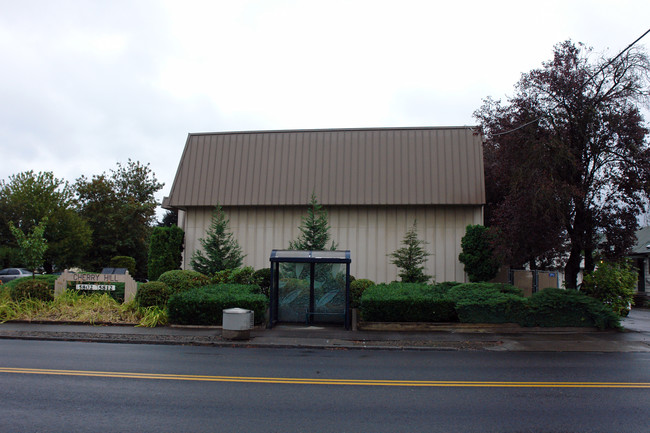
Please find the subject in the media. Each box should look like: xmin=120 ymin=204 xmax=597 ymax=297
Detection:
xmin=269 ymin=250 xmax=351 ymax=329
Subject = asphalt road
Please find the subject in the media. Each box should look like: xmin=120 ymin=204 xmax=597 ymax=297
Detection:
xmin=1 ymin=340 xmax=649 ymax=432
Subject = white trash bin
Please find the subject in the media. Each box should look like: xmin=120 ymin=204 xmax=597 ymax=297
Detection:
xmin=222 ymin=308 xmax=254 ymax=340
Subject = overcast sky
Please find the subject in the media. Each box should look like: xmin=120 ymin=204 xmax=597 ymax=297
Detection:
xmin=1 ymin=0 xmax=649 ymax=218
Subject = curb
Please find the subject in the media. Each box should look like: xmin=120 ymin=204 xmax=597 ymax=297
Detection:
xmin=358 ymin=322 xmax=610 ymax=334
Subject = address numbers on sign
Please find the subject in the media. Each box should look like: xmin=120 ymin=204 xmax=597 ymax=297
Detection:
xmin=75 ymin=284 xmax=116 ymax=291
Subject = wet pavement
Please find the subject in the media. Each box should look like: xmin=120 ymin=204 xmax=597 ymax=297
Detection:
xmin=0 ymin=309 xmax=649 ymax=352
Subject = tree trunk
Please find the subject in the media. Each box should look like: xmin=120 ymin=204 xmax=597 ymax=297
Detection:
xmin=564 ymin=245 xmax=581 ymax=289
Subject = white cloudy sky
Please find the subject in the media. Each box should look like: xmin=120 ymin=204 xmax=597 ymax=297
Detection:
xmin=1 ymin=0 xmax=649 ymax=218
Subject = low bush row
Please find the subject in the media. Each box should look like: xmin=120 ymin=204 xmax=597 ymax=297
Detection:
xmin=167 ymin=284 xmax=267 ymax=326
xmin=360 ymin=283 xmax=457 ymax=322
xmin=359 ymin=282 xmax=620 ymax=329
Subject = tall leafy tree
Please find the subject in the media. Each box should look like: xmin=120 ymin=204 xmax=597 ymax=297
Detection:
xmin=289 ymin=193 xmax=337 ymax=251
xmin=190 ymin=204 xmax=244 ymax=275
xmin=475 ymin=40 xmax=650 ymax=288
xmin=9 ymin=218 xmax=48 ymax=278
xmin=75 ymin=160 xmax=163 ymax=278
xmin=0 ymin=171 xmax=91 ymax=272
xmin=388 ymin=221 xmax=431 ymax=283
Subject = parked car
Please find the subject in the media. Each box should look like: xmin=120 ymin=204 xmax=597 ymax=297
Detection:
xmin=0 ymin=268 xmax=33 ymax=283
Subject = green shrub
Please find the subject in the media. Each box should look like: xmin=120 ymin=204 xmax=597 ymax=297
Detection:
xmin=455 ymin=295 xmax=527 ymax=323
xmin=360 ymin=283 xmax=457 ymax=322
xmin=109 ymin=256 xmax=136 ymax=276
xmin=446 ymin=282 xmax=526 ymax=323
xmin=253 ymin=268 xmax=271 ymax=297
xmin=167 ymin=284 xmax=268 ymax=326
xmin=435 ymin=281 xmax=462 ymax=291
xmin=446 ymin=282 xmax=523 ymax=303
xmin=135 ymin=281 xmax=171 ymax=308
xmin=458 ymin=224 xmax=500 ymax=282
xmin=525 ymin=288 xmax=620 ymax=329
xmin=210 ymin=267 xmax=270 ymax=297
xmin=147 ymin=225 xmax=184 ymax=281
xmin=581 ymin=260 xmax=636 ymax=316
xmin=10 ymin=279 xmax=53 ymax=302
xmin=350 ymin=279 xmax=375 ymax=308
xmin=211 ymin=266 xmax=258 ymax=285
xmin=158 ymin=270 xmax=210 ymax=294
xmin=3 ymin=274 xmax=59 ymax=291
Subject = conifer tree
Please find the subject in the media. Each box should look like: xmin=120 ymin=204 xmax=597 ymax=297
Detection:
xmin=389 ymin=221 xmax=431 ymax=283
xmin=289 ymin=193 xmax=337 ymax=251
xmin=190 ymin=204 xmax=244 ymax=275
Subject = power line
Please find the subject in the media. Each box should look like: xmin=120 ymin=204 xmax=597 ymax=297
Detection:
xmin=489 ymin=28 xmax=650 ymax=137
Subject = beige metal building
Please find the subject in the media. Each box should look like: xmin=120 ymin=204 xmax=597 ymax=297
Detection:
xmin=163 ymin=127 xmax=485 ymax=283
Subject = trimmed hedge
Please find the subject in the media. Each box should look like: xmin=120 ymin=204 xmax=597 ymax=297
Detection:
xmin=455 ymin=295 xmax=527 ymax=324
xmin=524 ymin=288 xmax=620 ymax=330
xmin=147 ymin=225 xmax=184 ymax=281
xmin=3 ymin=275 xmax=59 ymax=291
xmin=253 ymin=268 xmax=271 ymax=297
xmin=210 ymin=267 xmax=258 ymax=285
xmin=110 ymin=256 xmax=136 ymax=277
xmin=9 ymin=279 xmax=53 ymax=302
xmin=360 ymin=283 xmax=457 ymax=322
xmin=446 ymin=282 xmax=523 ymax=302
xmin=358 ymin=282 xmax=620 ymax=329
xmin=167 ymin=284 xmax=268 ymax=326
xmin=158 ymin=270 xmax=210 ymax=294
xmin=350 ymin=279 xmax=375 ymax=309
xmin=136 ymin=281 xmax=171 ymax=308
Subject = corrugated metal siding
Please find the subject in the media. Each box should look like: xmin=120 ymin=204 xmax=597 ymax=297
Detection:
xmin=167 ymin=127 xmax=485 ymax=207
xmin=182 ymin=205 xmax=482 ymax=283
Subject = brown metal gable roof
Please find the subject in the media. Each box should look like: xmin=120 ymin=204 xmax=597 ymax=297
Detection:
xmin=166 ymin=127 xmax=485 ymax=207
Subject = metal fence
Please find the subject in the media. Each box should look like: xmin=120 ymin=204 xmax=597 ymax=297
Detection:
xmin=491 ymin=268 xmax=560 ymax=297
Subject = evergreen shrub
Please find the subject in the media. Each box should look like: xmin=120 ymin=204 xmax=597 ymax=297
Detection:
xmin=350 ymin=279 xmax=375 ymax=308
xmin=147 ymin=225 xmax=184 ymax=281
xmin=4 ymin=275 xmax=59 ymax=291
xmin=454 ymin=294 xmax=527 ymax=323
xmin=360 ymin=283 xmax=457 ymax=322
xmin=211 ymin=266 xmax=257 ymax=285
xmin=109 ymin=256 xmax=136 ymax=276
xmin=458 ymin=224 xmax=500 ymax=282
xmin=581 ymin=260 xmax=636 ymax=316
xmin=10 ymin=279 xmax=53 ymax=302
xmin=253 ymin=268 xmax=271 ymax=297
xmin=525 ymin=288 xmax=620 ymax=329
xmin=158 ymin=270 xmax=210 ymax=294
xmin=446 ymin=282 xmax=526 ymax=323
xmin=136 ymin=281 xmax=171 ymax=308
xmin=167 ymin=284 xmax=268 ymax=326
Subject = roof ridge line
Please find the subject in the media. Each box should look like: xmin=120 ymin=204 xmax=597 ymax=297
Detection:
xmin=187 ymin=126 xmax=478 ymax=137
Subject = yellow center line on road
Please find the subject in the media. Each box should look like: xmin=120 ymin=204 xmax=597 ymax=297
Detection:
xmin=1 ymin=367 xmax=649 ymax=388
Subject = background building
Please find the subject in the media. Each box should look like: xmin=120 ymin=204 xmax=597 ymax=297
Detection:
xmin=163 ymin=127 xmax=485 ymax=283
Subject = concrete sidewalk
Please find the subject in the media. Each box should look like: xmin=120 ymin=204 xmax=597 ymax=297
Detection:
xmin=0 ymin=309 xmax=649 ymax=352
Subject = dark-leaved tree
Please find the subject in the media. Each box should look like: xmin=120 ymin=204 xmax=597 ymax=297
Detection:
xmin=475 ymin=40 xmax=650 ymax=288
